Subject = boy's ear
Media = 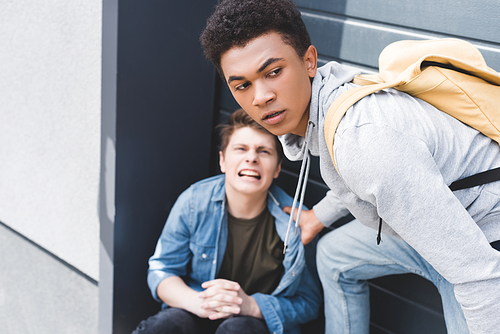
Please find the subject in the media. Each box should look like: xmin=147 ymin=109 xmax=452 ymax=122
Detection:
xmin=274 ymin=161 xmax=282 ymax=179
xmin=304 ymin=45 xmax=318 ymax=78
xmin=219 ymin=151 xmax=226 ymax=173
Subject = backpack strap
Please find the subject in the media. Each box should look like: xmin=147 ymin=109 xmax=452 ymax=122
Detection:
xmin=373 ymin=167 xmax=500 ymax=246
xmin=325 ymin=80 xmax=500 ymax=246
xmin=324 ymin=80 xmax=401 ymax=172
xmin=449 ymin=167 xmax=500 ymax=191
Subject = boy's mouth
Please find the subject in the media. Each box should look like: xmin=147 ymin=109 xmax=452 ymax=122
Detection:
xmin=238 ymin=169 xmax=261 ymax=180
xmin=262 ymin=110 xmax=285 ymax=125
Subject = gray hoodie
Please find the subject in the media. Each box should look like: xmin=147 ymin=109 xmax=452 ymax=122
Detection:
xmin=279 ymin=61 xmax=500 ymax=333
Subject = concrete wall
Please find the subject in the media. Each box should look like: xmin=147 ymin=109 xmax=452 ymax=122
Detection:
xmin=0 ymin=0 xmax=102 ymax=332
xmin=0 ymin=0 xmax=101 ymax=282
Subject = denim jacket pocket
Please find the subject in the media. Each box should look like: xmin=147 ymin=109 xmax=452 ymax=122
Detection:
xmin=189 ymin=242 xmax=216 ymax=283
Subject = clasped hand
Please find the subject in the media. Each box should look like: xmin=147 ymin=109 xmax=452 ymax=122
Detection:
xmin=197 ymin=279 xmax=260 ymax=320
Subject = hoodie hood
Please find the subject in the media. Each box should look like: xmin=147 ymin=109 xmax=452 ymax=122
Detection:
xmin=279 ymin=61 xmax=359 ymax=252
xmin=279 ymin=62 xmax=360 ymax=161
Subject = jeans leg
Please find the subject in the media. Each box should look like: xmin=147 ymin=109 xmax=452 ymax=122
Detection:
xmin=436 ymin=276 xmax=469 ymax=333
xmin=215 ymin=316 xmax=269 ymax=334
xmin=317 ymin=219 xmax=468 ymax=334
xmin=132 ymin=307 xmax=202 ymax=334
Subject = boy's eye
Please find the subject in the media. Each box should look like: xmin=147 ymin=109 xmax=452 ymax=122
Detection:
xmin=235 ymin=82 xmax=250 ymax=91
xmin=267 ymin=68 xmax=282 ymax=78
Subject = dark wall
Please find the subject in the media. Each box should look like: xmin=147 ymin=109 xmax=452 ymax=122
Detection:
xmin=101 ymin=0 xmax=220 ymax=332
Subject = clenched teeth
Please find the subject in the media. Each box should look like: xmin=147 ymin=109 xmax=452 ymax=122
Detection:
xmin=239 ymin=170 xmax=261 ymax=180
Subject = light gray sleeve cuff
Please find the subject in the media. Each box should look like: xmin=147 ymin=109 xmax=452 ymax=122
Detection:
xmin=312 ymin=191 xmax=350 ymax=227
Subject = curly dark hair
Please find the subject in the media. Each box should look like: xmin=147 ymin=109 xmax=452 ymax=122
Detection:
xmin=200 ymin=0 xmax=311 ymax=78
xmin=219 ymin=109 xmax=284 ymax=163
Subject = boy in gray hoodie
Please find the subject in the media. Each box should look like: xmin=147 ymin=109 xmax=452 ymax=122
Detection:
xmin=201 ymin=0 xmax=500 ymax=333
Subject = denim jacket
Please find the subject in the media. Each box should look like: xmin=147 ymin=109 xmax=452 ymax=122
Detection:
xmin=147 ymin=174 xmax=321 ymax=334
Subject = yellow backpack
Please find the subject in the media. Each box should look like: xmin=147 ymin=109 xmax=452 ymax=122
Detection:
xmin=324 ymin=38 xmax=500 ymax=245
xmin=324 ymin=38 xmax=500 ymax=173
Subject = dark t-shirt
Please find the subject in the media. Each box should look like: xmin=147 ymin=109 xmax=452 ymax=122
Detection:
xmin=217 ymin=207 xmax=284 ymax=295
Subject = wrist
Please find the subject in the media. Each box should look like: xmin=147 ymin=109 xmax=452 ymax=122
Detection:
xmin=243 ymin=296 xmax=263 ymax=319
xmin=185 ymin=290 xmax=204 ymax=314
xmin=313 ymin=217 xmax=324 ymax=232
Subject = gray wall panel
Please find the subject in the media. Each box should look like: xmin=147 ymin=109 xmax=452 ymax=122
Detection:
xmin=369 ymin=276 xmax=446 ymax=334
xmin=303 ymin=11 xmax=500 ymax=71
xmin=296 ymin=0 xmax=500 ymax=44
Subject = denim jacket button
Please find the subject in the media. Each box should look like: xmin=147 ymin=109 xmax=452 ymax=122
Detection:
xmin=202 ymin=253 xmax=207 ymax=259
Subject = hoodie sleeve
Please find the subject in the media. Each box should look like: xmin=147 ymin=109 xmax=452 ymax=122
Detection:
xmin=313 ymin=190 xmax=351 ymax=227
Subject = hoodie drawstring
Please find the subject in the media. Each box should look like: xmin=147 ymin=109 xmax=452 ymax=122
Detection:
xmin=283 ymin=121 xmax=315 ymax=254
xmin=377 ymin=217 xmax=382 ymax=245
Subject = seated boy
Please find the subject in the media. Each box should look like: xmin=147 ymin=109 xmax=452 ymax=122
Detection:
xmin=200 ymin=0 xmax=500 ymax=333
xmin=133 ymin=109 xmax=321 ymax=334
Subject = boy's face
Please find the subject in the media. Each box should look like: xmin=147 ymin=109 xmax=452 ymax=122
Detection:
xmin=219 ymin=126 xmax=281 ymax=198
xmin=220 ymin=32 xmax=317 ymax=137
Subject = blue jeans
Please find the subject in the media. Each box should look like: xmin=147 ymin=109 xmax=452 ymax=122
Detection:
xmin=132 ymin=307 xmax=269 ymax=334
xmin=317 ymin=220 xmax=469 ymax=334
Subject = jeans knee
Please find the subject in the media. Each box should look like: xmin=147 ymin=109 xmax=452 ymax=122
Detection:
xmin=316 ymin=237 xmax=330 ymax=276
xmin=215 ymin=316 xmax=267 ymax=334
xmin=132 ymin=308 xmax=198 ymax=334
xmin=131 ymin=320 xmax=147 ymax=334
xmin=317 ymin=231 xmax=346 ymax=274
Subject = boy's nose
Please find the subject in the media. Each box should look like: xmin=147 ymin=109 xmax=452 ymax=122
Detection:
xmin=245 ymin=150 xmax=258 ymax=163
xmin=252 ymin=83 xmax=275 ymax=107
